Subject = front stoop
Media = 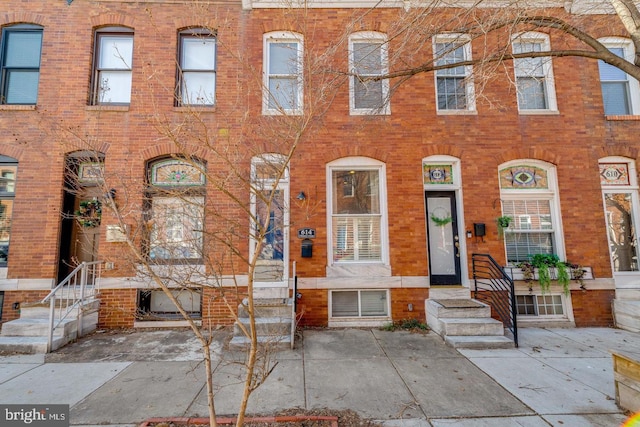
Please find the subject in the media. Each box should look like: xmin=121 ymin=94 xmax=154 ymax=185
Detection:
xmin=229 ymin=298 xmax=293 ymax=349
xmin=0 ymin=299 xmax=100 ymax=354
xmin=614 ymin=300 xmax=640 ymax=333
xmin=426 ymin=298 xmax=514 ymax=349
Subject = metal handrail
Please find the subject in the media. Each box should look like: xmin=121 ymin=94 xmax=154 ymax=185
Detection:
xmin=43 ymin=261 xmax=102 ymax=352
xmin=472 ymin=253 xmax=518 ymax=347
xmin=290 ymin=261 xmax=296 ymax=350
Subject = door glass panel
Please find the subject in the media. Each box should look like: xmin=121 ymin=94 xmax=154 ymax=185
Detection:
xmin=427 ymin=197 xmax=455 ymax=275
xmin=605 ymin=193 xmax=639 ymax=271
xmin=255 ymin=189 xmax=285 ymax=282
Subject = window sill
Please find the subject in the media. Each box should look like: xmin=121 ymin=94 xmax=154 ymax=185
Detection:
xmin=436 ymin=109 xmax=477 ymax=116
xmin=0 ymin=105 xmax=36 ymax=111
xmin=518 ymin=109 xmax=560 ymax=116
xmin=605 ymin=115 xmax=640 ymax=121
xmin=86 ymin=105 xmax=130 ymax=112
xmin=328 ymin=317 xmax=390 ymax=328
xmin=173 ymin=106 xmax=216 ymax=113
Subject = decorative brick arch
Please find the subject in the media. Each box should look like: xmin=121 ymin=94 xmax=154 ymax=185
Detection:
xmin=0 ymin=12 xmax=46 ymax=26
xmin=0 ymin=146 xmax=24 ymax=162
xmin=90 ymin=14 xmax=135 ymax=29
xmin=321 ymin=145 xmax=389 ymax=165
xmin=140 ymin=143 xmax=209 ymax=163
xmin=497 ymin=147 xmax=559 ymax=166
xmin=421 ymin=144 xmax=464 ymax=159
xmin=594 ymin=146 xmax=640 ymax=161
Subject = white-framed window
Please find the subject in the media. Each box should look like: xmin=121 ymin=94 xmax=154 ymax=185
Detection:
xmin=349 ymin=32 xmax=390 ymax=115
xmin=516 ymin=294 xmax=565 ymax=317
xmin=433 ymin=34 xmax=475 ymax=112
xmin=0 ymin=155 xmax=17 ymax=267
xmin=598 ymin=37 xmax=640 ymax=116
xmin=146 ymin=158 xmax=206 ymax=262
xmin=92 ymin=27 xmax=134 ymax=105
xmin=599 ymin=157 xmax=640 ymax=272
xmin=0 ymin=24 xmax=43 ymax=105
xmin=177 ymin=28 xmax=216 ymax=106
xmin=327 ymin=158 xmax=388 ymax=265
xmin=498 ymin=160 xmax=564 ymax=264
xmin=263 ymin=31 xmax=303 ymax=115
xmin=330 ymin=289 xmax=389 ymax=318
xmin=512 ymin=32 xmax=557 ymax=112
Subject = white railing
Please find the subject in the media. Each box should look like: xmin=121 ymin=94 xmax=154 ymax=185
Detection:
xmin=42 ymin=261 xmax=102 ymax=353
xmin=290 ymin=261 xmax=296 ymax=350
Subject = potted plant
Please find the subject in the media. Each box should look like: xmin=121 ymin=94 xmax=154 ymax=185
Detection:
xmin=496 ymin=215 xmax=512 ymax=237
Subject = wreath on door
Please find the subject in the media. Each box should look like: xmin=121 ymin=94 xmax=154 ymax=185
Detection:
xmin=75 ymin=199 xmax=102 ymax=228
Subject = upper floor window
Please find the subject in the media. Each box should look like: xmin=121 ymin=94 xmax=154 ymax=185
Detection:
xmin=598 ymin=38 xmax=640 ymax=116
xmin=92 ymin=27 xmax=134 ymax=105
xmin=0 ymin=155 xmax=17 ymax=267
xmin=512 ymin=33 xmax=557 ymax=112
xmin=433 ymin=34 xmax=475 ymax=112
xmin=146 ymin=158 xmax=206 ymax=263
xmin=177 ymin=28 xmax=216 ymax=106
xmin=0 ymin=24 xmax=43 ymax=105
xmin=349 ymin=32 xmax=389 ymax=115
xmin=498 ymin=161 xmax=564 ymax=264
xmin=263 ymin=32 xmax=303 ymax=115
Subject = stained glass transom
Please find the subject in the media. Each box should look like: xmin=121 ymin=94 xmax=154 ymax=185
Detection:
xmin=599 ymin=163 xmax=630 ymax=186
xmin=151 ymin=160 xmax=205 ymax=186
xmin=423 ymin=164 xmax=453 ymax=185
xmin=499 ymin=166 xmax=547 ymax=189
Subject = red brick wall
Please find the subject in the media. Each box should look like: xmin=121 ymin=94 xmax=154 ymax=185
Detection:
xmin=571 ymin=289 xmax=615 ymax=327
xmin=0 ymin=291 xmax=49 ymax=324
xmin=201 ymin=286 xmax=246 ymax=328
xmin=97 ymin=289 xmax=138 ymax=328
xmin=296 ymin=289 xmax=329 ymax=327
xmin=390 ymin=288 xmax=429 ymax=322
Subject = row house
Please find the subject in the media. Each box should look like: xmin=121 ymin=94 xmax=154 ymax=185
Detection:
xmin=0 ymin=0 xmax=638 ymax=338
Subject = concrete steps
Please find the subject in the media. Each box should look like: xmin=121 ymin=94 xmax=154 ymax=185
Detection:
xmin=426 ymin=298 xmax=514 ymax=349
xmin=0 ymin=299 xmax=100 ymax=354
xmin=229 ymin=297 xmax=293 ymax=349
xmin=614 ymin=300 xmax=640 ymax=333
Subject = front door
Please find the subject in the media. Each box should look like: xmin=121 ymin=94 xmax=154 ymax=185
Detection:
xmin=426 ymin=191 xmax=461 ymax=285
xmin=254 ymin=188 xmax=288 ymax=287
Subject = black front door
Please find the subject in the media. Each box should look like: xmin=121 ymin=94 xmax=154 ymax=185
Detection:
xmin=425 ymin=191 xmax=462 ymax=285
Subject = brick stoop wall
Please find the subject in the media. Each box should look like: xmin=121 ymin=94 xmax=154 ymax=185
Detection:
xmin=571 ymin=289 xmax=615 ymax=327
xmin=0 ymin=290 xmax=50 ymax=325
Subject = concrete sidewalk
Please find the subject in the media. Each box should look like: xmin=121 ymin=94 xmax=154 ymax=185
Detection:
xmin=0 ymin=327 xmax=638 ymax=426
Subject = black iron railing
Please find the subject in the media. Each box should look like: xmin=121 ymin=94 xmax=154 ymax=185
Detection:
xmin=471 ymin=253 xmax=518 ymax=347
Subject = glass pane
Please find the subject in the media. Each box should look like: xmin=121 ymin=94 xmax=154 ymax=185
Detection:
xmin=269 ymin=42 xmax=298 ymax=75
xmin=255 ymin=189 xmax=285 ymax=282
xmin=517 ymin=77 xmax=547 ymax=109
xmin=601 ymin=82 xmax=631 ymax=115
xmin=182 ymin=37 xmax=215 ymax=70
xmin=354 ymin=79 xmax=383 ymax=110
xmin=0 ymin=165 xmax=17 ymax=194
xmin=0 ymin=199 xmax=13 ymax=264
xmin=97 ymin=70 xmax=132 ymax=103
xmin=353 ymin=42 xmax=382 ymax=74
xmin=332 ymin=216 xmax=381 ymax=262
xmin=435 ymin=42 xmax=465 ymax=75
xmin=427 ymin=197 xmax=455 ymax=275
xmin=99 ymin=35 xmax=133 ymax=69
xmin=505 ymin=232 xmax=553 ymax=263
xmin=149 ymin=196 xmax=204 ymax=260
xmin=268 ymin=77 xmax=297 ymax=110
xmin=516 ymin=295 xmax=536 ymax=315
xmin=333 ymin=170 xmax=380 ymax=214
xmin=5 ymin=31 xmax=42 ymax=67
xmin=437 ymin=77 xmax=466 ymax=110
xmin=605 ymin=193 xmax=639 ymax=272
xmin=361 ymin=290 xmax=387 ymax=316
xmin=598 ymin=48 xmax=626 ymax=81
xmin=502 ymin=199 xmax=552 ymax=231
xmin=5 ymin=70 xmax=39 ymax=104
xmin=332 ymin=291 xmax=359 ymax=317
xmin=181 ymin=72 xmax=215 ymax=105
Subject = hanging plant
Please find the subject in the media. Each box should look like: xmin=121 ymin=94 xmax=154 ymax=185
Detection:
xmin=556 ymin=262 xmax=571 ymax=296
xmin=496 ymin=216 xmax=512 ymax=238
xmin=430 ymin=213 xmax=453 ymax=227
xmin=75 ymin=199 xmax=102 ymax=228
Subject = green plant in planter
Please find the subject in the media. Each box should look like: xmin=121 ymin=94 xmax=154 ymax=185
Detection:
xmin=569 ymin=263 xmax=587 ymax=290
xmin=530 ymin=254 xmax=560 ymax=294
xmin=516 ymin=261 xmax=535 ymax=293
xmin=556 ymin=262 xmax=571 ymax=296
xmin=496 ymin=216 xmax=512 ymax=237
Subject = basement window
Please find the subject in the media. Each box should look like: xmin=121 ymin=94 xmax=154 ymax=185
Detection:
xmin=330 ymin=290 xmax=389 ymax=318
xmin=516 ymin=294 xmax=564 ymax=317
xmin=137 ymin=289 xmax=202 ymax=321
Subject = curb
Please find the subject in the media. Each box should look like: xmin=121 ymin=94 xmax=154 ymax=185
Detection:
xmin=139 ymin=416 xmax=339 ymax=426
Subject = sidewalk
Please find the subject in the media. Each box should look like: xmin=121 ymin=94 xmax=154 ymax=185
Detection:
xmin=0 ymin=327 xmax=638 ymax=426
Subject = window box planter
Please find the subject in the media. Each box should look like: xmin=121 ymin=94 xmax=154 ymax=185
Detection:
xmin=504 ymin=266 xmax=593 ymax=282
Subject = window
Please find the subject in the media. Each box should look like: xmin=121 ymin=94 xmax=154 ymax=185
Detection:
xmin=512 ymin=33 xmax=557 ymax=111
xmin=599 ymin=158 xmax=640 ymax=272
xmin=331 ymin=290 xmax=389 ymax=318
xmin=137 ymin=289 xmax=202 ymax=321
xmin=146 ymin=158 xmax=205 ymax=262
xmin=0 ymin=24 xmax=43 ymax=105
xmin=349 ymin=32 xmax=389 ymax=115
xmin=598 ymin=38 xmax=640 ymax=115
xmin=499 ymin=161 xmax=564 ymax=264
xmin=328 ymin=158 xmax=388 ymax=264
xmin=516 ymin=294 xmax=564 ymax=317
xmin=0 ymin=156 xmax=17 ymax=267
xmin=263 ymin=32 xmax=303 ymax=115
xmin=433 ymin=34 xmax=474 ymax=111
xmin=177 ymin=28 xmax=216 ymax=106
xmin=92 ymin=28 xmax=134 ymax=105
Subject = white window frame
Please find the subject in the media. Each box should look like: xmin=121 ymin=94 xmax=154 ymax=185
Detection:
xmin=326 ymin=157 xmax=389 ymax=268
xmin=178 ymin=28 xmax=216 ymax=106
xmin=499 ymin=160 xmax=565 ymax=265
xmin=349 ymin=32 xmax=390 ymax=115
xmin=262 ymin=31 xmax=303 ymax=115
xmin=93 ymin=28 xmax=134 ymax=105
xmin=433 ymin=33 xmax=475 ymax=113
xmin=512 ymin=32 xmax=558 ymax=113
xmin=598 ymin=37 xmax=640 ymax=116
xmin=516 ymin=293 xmax=570 ymax=321
xmin=329 ymin=289 xmax=391 ymax=327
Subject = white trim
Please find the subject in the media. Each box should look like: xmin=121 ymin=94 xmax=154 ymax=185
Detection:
xmin=328 ymin=288 xmax=391 ymax=324
xmin=349 ymin=32 xmax=390 ymax=115
xmin=432 ymin=33 xmax=476 ymax=113
xmin=511 ymin=32 xmax=558 ymax=113
xmin=597 ymin=37 xmax=640 ymax=116
xmin=262 ymin=31 xmax=303 ymax=116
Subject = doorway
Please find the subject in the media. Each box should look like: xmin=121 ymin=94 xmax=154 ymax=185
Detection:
xmin=425 ymin=191 xmax=461 ymax=285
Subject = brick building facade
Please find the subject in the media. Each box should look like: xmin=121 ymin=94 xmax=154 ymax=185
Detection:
xmin=0 ymin=0 xmax=638 ymax=333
